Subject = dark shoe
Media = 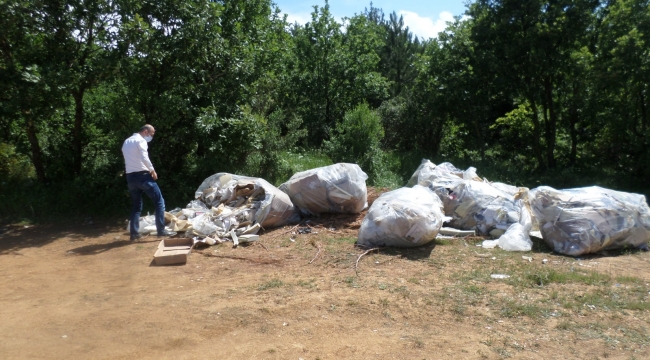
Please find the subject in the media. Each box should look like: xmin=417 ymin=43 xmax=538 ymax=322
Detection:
xmin=157 ymin=230 xmax=177 ymax=237
xmin=130 ymin=234 xmax=143 ymax=241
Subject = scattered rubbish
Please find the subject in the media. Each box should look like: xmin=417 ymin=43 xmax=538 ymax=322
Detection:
xmin=153 ymin=238 xmax=194 ymax=265
xmin=280 ymin=163 xmax=368 ymax=215
xmin=542 ymin=259 xmax=548 ymax=264
xmin=522 ymin=256 xmax=533 ymax=262
xmin=438 ymin=227 xmax=476 ymax=237
xmin=474 ymin=252 xmax=491 ymax=258
xmin=482 ymin=240 xmax=499 ymax=249
xmin=297 ymin=227 xmax=312 ymax=234
xmin=357 ymin=186 xmax=446 ymax=248
xmin=529 ymin=186 xmax=650 ymax=256
xmin=491 ymin=274 xmax=510 ymax=279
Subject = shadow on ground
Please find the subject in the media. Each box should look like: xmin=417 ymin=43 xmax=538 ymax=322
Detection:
xmin=0 ymin=218 xmax=127 ymax=255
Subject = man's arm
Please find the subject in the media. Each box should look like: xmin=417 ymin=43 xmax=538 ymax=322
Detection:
xmin=138 ymin=141 xmax=158 ymax=180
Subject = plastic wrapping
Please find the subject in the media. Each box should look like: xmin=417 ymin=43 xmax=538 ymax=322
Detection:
xmin=357 ymin=186 xmax=446 ymax=248
xmin=529 ymin=186 xmax=650 ymax=256
xmin=408 ymin=159 xmax=532 ymax=239
xmin=195 ymin=173 xmax=299 ymax=229
xmin=280 ymin=163 xmax=368 ymax=215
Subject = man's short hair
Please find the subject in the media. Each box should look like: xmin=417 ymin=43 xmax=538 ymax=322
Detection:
xmin=140 ymin=124 xmax=154 ymax=132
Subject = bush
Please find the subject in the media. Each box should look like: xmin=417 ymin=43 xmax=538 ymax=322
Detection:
xmin=324 ymin=103 xmax=393 ymax=185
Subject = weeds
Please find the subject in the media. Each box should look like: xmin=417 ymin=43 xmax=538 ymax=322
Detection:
xmin=257 ymin=279 xmax=284 ymax=291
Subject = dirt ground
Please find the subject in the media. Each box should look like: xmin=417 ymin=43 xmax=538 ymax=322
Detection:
xmin=2 ymin=188 xmax=650 ymax=359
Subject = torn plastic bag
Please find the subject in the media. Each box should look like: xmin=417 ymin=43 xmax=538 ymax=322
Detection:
xmin=194 ymin=173 xmax=299 ymax=229
xmin=408 ymin=159 xmax=533 ymax=238
xmin=406 ymin=159 xmax=481 ymax=187
xmin=357 ymin=185 xmax=446 ymax=248
xmin=529 ymin=186 xmax=650 ymax=256
xmin=498 ymin=223 xmax=533 ymax=251
xmin=280 ymin=163 xmax=368 ymax=216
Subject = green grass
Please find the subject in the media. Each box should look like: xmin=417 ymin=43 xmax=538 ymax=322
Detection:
xmin=257 ymin=279 xmax=284 ymax=291
xmin=280 ymin=150 xmax=332 ymax=176
xmin=524 ymin=268 xmax=612 ymax=287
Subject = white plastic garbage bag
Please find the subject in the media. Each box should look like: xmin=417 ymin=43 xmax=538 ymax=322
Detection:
xmin=280 ymin=163 xmax=368 ymax=216
xmin=529 ymin=186 xmax=650 ymax=256
xmin=357 ymin=186 xmax=446 ymax=248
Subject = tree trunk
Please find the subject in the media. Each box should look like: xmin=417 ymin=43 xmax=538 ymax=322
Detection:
xmin=528 ymin=98 xmax=546 ymax=170
xmin=640 ymin=87 xmax=647 ymax=135
xmin=72 ymin=88 xmax=85 ymax=176
xmin=24 ymin=114 xmax=47 ymax=183
xmin=543 ymin=76 xmax=556 ymax=168
xmin=569 ymin=83 xmax=579 ymax=167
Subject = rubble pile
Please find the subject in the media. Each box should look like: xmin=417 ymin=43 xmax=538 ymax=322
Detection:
xmin=162 ymin=173 xmax=299 ymax=243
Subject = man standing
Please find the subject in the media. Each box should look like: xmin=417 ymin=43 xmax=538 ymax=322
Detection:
xmin=122 ymin=124 xmax=176 ymax=241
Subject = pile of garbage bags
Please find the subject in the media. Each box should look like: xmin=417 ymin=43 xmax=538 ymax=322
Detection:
xmin=358 ymin=186 xmax=447 ymax=248
xmin=280 ymin=163 xmax=368 ymax=216
xmin=406 ymin=159 xmax=533 ymax=251
xmin=529 ymin=186 xmax=650 ymax=256
xmin=132 ymin=164 xmax=371 ymax=245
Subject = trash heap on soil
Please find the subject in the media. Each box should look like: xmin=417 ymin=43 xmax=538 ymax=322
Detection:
xmin=134 ymin=173 xmax=299 ymax=246
xmin=357 ymin=185 xmax=447 ymax=248
xmin=280 ymin=163 xmax=368 ymax=216
xmin=407 ymin=159 xmax=534 ymax=251
xmin=529 ymin=186 xmax=650 ymax=256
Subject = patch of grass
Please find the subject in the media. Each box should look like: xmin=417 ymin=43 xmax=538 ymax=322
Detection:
xmin=257 ymin=279 xmax=284 ymax=291
xmin=390 ymin=285 xmax=410 ymax=298
xmin=297 ymin=279 xmax=317 ymax=289
xmin=407 ymin=277 xmax=421 ymax=285
xmin=615 ymin=276 xmax=644 ymax=285
xmin=343 ymin=276 xmax=361 ymax=288
xmin=499 ymin=299 xmax=549 ymax=319
xmin=279 ymin=150 xmax=332 ymax=176
xmin=525 ymin=268 xmax=611 ymax=287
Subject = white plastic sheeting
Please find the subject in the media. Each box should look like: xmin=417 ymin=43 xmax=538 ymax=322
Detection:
xmin=408 ymin=159 xmax=531 ymax=234
xmin=529 ymin=186 xmax=650 ymax=256
xmin=357 ymin=186 xmax=446 ymax=248
xmin=195 ymin=173 xmax=299 ymax=230
xmin=280 ymin=163 xmax=368 ymax=216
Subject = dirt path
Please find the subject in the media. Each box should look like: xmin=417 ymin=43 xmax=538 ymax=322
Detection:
xmin=2 ymin=209 xmax=650 ymax=359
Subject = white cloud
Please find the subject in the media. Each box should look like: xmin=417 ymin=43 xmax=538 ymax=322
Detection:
xmin=284 ymin=12 xmax=311 ymax=25
xmin=398 ymin=11 xmax=455 ymax=40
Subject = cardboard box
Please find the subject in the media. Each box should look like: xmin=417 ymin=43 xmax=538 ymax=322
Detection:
xmin=153 ymin=238 xmax=194 ymax=265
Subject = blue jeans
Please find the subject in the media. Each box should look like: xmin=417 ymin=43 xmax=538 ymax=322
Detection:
xmin=126 ymin=171 xmax=166 ymax=236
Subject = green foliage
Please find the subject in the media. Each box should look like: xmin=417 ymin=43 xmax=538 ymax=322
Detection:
xmin=2 ymin=0 xmax=650 ymax=220
xmin=324 ymin=103 xmax=394 ymax=185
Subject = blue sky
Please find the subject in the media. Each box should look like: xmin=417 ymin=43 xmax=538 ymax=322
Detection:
xmin=272 ymin=0 xmax=470 ymax=40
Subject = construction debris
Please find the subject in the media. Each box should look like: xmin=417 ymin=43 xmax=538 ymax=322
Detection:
xmin=280 ymin=163 xmax=368 ymax=216
xmin=357 ymin=185 xmax=447 ymax=248
xmin=171 ymin=173 xmax=300 ymax=244
xmin=529 ymin=186 xmax=650 ymax=256
xmin=407 ymin=159 xmax=533 ymax=251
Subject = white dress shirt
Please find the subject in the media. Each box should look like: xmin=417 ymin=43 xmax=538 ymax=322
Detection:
xmin=122 ymin=133 xmax=155 ymax=173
